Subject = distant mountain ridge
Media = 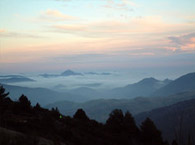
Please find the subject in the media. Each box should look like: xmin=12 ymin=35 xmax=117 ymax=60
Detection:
xmin=107 ymin=77 xmax=172 ymax=98
xmin=40 ymin=69 xmax=82 ymax=78
xmin=61 ymin=69 xmax=83 ymax=76
xmin=108 ymin=72 xmax=195 ymax=99
xmin=153 ymin=72 xmax=195 ymax=96
xmin=50 ymin=77 xmax=172 ymax=100
xmin=46 ymin=91 xmax=195 ymax=122
xmin=40 ymin=70 xmax=112 ymax=78
xmin=49 ymin=76 xmax=173 ymax=100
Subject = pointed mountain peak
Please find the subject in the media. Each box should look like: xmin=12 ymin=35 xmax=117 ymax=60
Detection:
xmin=139 ymin=77 xmax=159 ymax=83
xmin=61 ymin=70 xmax=82 ymax=76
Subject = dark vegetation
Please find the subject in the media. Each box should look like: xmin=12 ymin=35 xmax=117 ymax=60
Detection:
xmin=0 ymin=85 xmax=174 ymax=145
xmin=135 ymin=99 xmax=195 ymax=143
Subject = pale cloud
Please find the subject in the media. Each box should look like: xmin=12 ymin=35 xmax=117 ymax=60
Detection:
xmin=47 ymin=17 xmax=195 ymax=56
xmin=53 ymin=24 xmax=86 ymax=31
xmin=164 ymin=47 xmax=177 ymax=52
xmin=0 ymin=29 xmax=44 ymax=39
xmin=1 ymin=0 xmax=195 ymax=73
xmin=168 ymin=32 xmax=195 ymax=51
xmin=40 ymin=9 xmax=77 ymax=22
xmin=128 ymin=52 xmax=155 ymax=56
xmin=2 ymin=15 xmax=194 ymax=65
xmin=51 ymin=16 xmax=195 ymax=38
xmin=1 ymin=34 xmax=194 ymax=72
xmin=169 ymin=33 xmax=195 ymax=45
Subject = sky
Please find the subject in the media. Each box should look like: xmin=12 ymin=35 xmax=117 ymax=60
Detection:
xmin=0 ymin=0 xmax=195 ymax=73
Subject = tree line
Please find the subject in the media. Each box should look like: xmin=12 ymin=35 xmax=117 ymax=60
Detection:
xmin=0 ymin=85 xmax=181 ymax=145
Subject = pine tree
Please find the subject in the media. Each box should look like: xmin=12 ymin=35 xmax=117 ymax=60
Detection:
xmin=0 ymin=85 xmax=9 ymax=101
xmin=0 ymin=85 xmax=10 ymax=127
xmin=18 ymin=94 xmax=31 ymax=112
xmin=141 ymin=118 xmax=164 ymax=145
xmin=123 ymin=111 xmax=141 ymax=145
xmin=124 ymin=111 xmax=140 ymax=135
xmin=51 ymin=107 xmax=60 ymax=119
xmin=34 ymin=103 xmax=42 ymax=112
xmin=35 ymin=103 xmax=41 ymax=109
xmin=73 ymin=109 xmax=89 ymax=121
xmin=106 ymin=109 xmax=124 ymax=133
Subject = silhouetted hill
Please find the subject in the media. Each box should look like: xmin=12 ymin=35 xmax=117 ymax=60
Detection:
xmin=0 ymin=75 xmax=35 ymax=83
xmin=135 ymin=99 xmax=195 ymax=143
xmin=108 ymin=78 xmax=172 ymax=98
xmin=61 ymin=70 xmax=82 ymax=76
xmin=40 ymin=70 xmax=83 ymax=78
xmin=46 ymin=91 xmax=195 ymax=122
xmin=153 ymin=72 xmax=195 ymax=96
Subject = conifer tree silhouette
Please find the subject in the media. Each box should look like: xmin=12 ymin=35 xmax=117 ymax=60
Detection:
xmin=124 ymin=111 xmax=140 ymax=135
xmin=35 ymin=103 xmax=41 ymax=110
xmin=0 ymin=85 xmax=9 ymax=101
xmin=73 ymin=109 xmax=89 ymax=121
xmin=0 ymin=85 xmax=10 ymax=126
xmin=141 ymin=117 xmax=164 ymax=145
xmin=18 ymin=94 xmax=31 ymax=112
xmin=106 ymin=109 xmax=124 ymax=133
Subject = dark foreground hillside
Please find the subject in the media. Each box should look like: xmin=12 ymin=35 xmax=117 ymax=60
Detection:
xmin=135 ymin=99 xmax=195 ymax=144
xmin=0 ymin=85 xmax=173 ymax=145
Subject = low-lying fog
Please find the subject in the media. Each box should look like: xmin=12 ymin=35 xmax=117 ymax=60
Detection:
xmin=1 ymin=69 xmax=188 ymax=92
